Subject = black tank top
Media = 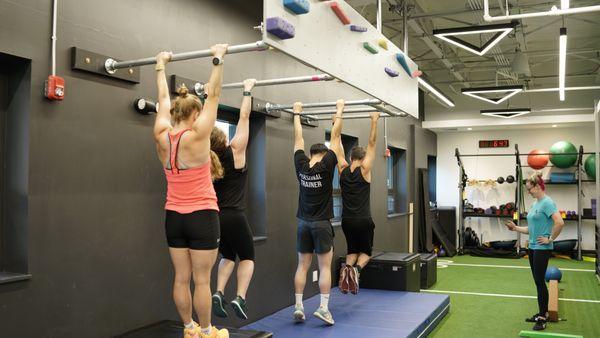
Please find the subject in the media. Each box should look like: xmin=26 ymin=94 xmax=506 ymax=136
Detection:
xmin=213 ymin=146 xmax=247 ymax=210
xmin=340 ymin=166 xmax=371 ymax=218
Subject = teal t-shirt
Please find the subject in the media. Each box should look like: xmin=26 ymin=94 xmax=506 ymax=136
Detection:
xmin=526 ymin=196 xmax=558 ymax=250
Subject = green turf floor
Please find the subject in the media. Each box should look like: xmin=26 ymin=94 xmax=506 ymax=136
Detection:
xmin=427 ymin=255 xmax=600 ymax=338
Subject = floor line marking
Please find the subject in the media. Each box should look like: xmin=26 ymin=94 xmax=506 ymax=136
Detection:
xmin=442 ymin=262 xmax=595 ymax=272
xmin=422 ymin=289 xmax=600 ymax=303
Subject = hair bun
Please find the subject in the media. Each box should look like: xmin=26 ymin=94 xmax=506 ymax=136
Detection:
xmin=177 ymin=85 xmax=189 ymax=98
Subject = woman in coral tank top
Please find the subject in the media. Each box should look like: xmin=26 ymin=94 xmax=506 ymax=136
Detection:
xmin=153 ymin=45 xmax=229 ymax=338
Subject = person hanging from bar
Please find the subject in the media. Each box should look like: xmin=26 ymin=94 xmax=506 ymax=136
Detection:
xmin=505 ymin=172 xmax=564 ymax=332
xmin=152 ymin=45 xmax=230 ymax=338
xmin=337 ymin=111 xmax=380 ymax=295
xmin=210 ymin=78 xmax=257 ymax=320
xmin=292 ymin=99 xmax=346 ymax=326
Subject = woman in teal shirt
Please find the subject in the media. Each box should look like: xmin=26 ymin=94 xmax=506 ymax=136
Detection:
xmin=506 ymin=173 xmax=564 ymax=331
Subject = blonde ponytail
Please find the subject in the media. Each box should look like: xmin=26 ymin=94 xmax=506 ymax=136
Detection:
xmin=210 ymin=150 xmax=224 ymax=181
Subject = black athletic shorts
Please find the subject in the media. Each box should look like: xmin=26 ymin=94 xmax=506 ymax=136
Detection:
xmin=297 ymin=218 xmax=334 ymax=254
xmin=219 ymin=208 xmax=255 ymax=261
xmin=341 ymin=217 xmax=375 ymax=256
xmin=165 ymin=209 xmax=220 ymax=250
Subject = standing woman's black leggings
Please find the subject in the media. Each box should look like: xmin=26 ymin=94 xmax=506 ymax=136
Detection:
xmin=528 ymin=249 xmax=552 ymax=316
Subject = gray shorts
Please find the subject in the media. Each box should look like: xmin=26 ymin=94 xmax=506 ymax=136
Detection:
xmin=297 ymin=218 xmax=334 ymax=254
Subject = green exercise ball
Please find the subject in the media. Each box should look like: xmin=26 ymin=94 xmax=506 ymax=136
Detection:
xmin=549 ymin=141 xmax=577 ymax=168
xmin=585 ymin=154 xmax=596 ymax=180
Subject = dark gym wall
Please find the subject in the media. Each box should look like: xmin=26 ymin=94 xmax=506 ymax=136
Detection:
xmin=0 ymin=1 xmax=436 ymax=337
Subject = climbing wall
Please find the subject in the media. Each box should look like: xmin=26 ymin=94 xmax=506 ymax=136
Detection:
xmin=263 ymin=0 xmax=419 ymax=118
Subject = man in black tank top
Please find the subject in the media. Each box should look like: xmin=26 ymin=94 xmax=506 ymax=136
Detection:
xmin=337 ymin=112 xmax=380 ymax=295
xmin=292 ymin=100 xmax=347 ymax=326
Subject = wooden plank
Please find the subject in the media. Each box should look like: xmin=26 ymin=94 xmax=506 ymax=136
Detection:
xmin=548 ymin=280 xmax=559 ymax=322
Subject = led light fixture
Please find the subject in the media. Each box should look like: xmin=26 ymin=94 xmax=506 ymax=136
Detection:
xmin=462 ymin=85 xmax=524 ymax=104
xmin=480 ymin=108 xmax=531 ymax=118
xmin=433 ymin=22 xmax=517 ymax=56
xmin=559 ymin=27 xmax=567 ymax=101
xmin=417 ymin=76 xmax=455 ymax=108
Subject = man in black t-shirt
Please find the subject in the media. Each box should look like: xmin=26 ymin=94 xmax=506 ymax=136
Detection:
xmin=291 ymin=100 xmax=346 ymax=326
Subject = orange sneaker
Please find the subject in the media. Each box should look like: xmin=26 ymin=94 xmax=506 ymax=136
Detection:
xmin=199 ymin=326 xmax=229 ymax=338
xmin=183 ymin=322 xmax=200 ymax=338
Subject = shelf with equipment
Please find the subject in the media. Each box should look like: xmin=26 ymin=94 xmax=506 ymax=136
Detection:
xmin=455 ymin=144 xmax=596 ymax=260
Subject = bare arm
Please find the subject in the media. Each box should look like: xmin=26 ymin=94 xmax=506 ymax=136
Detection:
xmin=361 ymin=112 xmax=380 ymax=178
xmin=192 ymin=44 xmax=228 ymax=137
xmin=550 ymin=212 xmax=565 ymax=240
xmin=153 ymin=52 xmax=173 ymax=141
xmin=505 ymin=220 xmax=529 ymax=234
xmin=330 ymin=99 xmax=348 ymax=171
xmin=230 ymin=79 xmax=256 ymax=167
xmin=293 ymin=102 xmax=304 ymax=152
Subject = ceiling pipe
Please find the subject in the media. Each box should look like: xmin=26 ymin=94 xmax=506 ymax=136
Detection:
xmin=483 ymin=0 xmax=600 ymax=22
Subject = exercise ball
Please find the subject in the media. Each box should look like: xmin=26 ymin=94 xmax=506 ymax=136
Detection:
xmin=527 ymin=149 xmax=549 ymax=169
xmin=549 ymin=141 xmax=577 ymax=168
xmin=584 ymin=154 xmax=596 ymax=180
xmin=545 ymin=266 xmax=562 ymax=282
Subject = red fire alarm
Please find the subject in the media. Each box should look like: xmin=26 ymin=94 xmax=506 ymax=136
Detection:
xmin=45 ymin=75 xmax=65 ymax=100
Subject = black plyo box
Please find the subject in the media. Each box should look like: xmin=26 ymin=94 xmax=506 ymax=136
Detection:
xmin=360 ymin=252 xmax=421 ymax=292
xmin=419 ymin=253 xmax=437 ymax=289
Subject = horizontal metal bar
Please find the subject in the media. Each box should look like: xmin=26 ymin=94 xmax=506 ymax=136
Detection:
xmin=221 ymin=74 xmax=333 ymax=89
xmin=314 ymin=113 xmax=391 ymax=120
xmin=459 ymin=152 xmax=593 ymax=157
xmin=268 ymin=99 xmax=382 ymax=111
xmin=299 ymin=107 xmax=380 ymax=115
xmin=484 ymin=2 xmax=600 ymax=22
xmin=525 ymin=86 xmax=600 ymax=93
xmin=105 ymin=41 xmax=268 ymax=74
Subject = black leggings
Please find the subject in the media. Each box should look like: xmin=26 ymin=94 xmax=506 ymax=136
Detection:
xmin=528 ymin=249 xmax=552 ymax=316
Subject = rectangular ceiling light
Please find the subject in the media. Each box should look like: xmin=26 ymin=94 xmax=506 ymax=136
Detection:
xmin=559 ymin=27 xmax=567 ymax=101
xmin=561 ymin=0 xmax=570 ymax=10
xmin=433 ymin=22 xmax=517 ymax=56
xmin=480 ymin=108 xmax=531 ymax=118
xmin=462 ymin=85 xmax=524 ymax=104
xmin=417 ymin=76 xmax=455 ymax=108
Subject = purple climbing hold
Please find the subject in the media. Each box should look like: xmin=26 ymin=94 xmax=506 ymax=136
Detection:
xmin=266 ymin=17 xmax=295 ymax=40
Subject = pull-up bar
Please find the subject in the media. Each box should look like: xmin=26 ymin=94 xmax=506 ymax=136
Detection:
xmin=298 ymin=107 xmax=379 ymax=115
xmin=267 ymin=100 xmax=406 ymax=117
xmin=314 ymin=113 xmax=392 ymax=120
xmin=267 ymin=99 xmax=382 ymax=111
xmin=222 ymin=74 xmax=334 ymax=89
xmin=104 ymin=41 xmax=269 ymax=74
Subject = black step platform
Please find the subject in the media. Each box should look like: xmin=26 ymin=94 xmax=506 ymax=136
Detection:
xmin=115 ymin=320 xmax=272 ymax=338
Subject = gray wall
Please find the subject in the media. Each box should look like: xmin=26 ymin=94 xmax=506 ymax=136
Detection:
xmin=0 ymin=0 xmax=435 ymax=337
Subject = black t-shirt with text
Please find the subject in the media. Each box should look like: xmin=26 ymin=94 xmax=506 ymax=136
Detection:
xmin=294 ymin=149 xmax=338 ymax=221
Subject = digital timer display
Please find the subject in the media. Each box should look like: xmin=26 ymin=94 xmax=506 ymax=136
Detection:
xmin=479 ymin=140 xmax=509 ymax=148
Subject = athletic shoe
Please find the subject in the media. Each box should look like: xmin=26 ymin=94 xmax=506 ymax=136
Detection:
xmin=533 ymin=317 xmax=547 ymax=331
xmin=525 ymin=313 xmax=541 ymax=323
xmin=230 ymin=296 xmax=248 ymax=320
xmin=199 ymin=326 xmax=229 ymax=338
xmin=347 ymin=265 xmax=359 ymax=295
xmin=211 ymin=291 xmax=229 ymax=318
xmin=293 ymin=304 xmax=306 ymax=323
xmin=313 ymin=306 xmax=335 ymax=325
xmin=183 ymin=324 xmax=200 ymax=338
xmin=338 ymin=265 xmax=349 ymax=294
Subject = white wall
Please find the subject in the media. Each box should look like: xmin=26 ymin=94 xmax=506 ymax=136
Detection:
xmin=436 ymin=126 xmax=597 ymax=250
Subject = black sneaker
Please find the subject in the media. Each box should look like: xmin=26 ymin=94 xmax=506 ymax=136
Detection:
xmin=212 ymin=291 xmax=228 ymax=318
xmin=231 ymin=295 xmax=248 ymax=320
xmin=525 ymin=313 xmax=540 ymax=323
xmin=533 ymin=317 xmax=547 ymax=331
